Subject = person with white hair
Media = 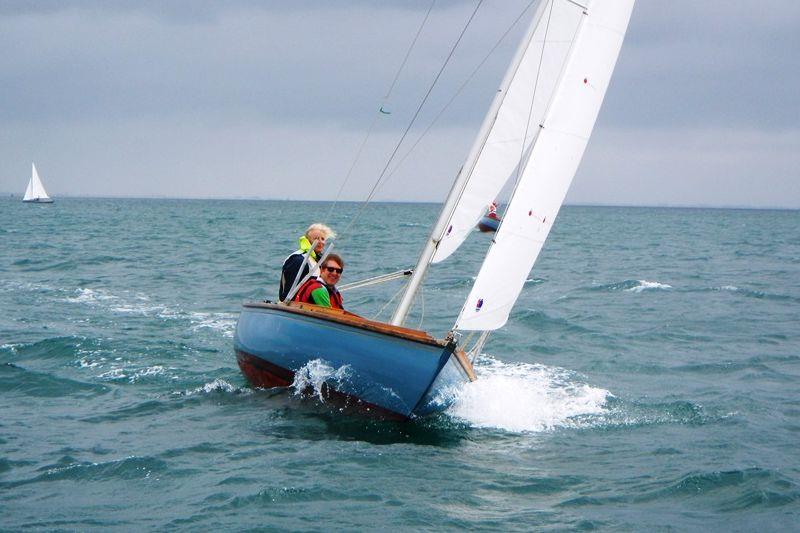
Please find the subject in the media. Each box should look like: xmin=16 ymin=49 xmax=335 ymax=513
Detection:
xmin=279 ymin=222 xmax=336 ymax=301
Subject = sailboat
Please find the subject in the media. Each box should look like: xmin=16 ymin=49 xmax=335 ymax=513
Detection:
xmin=235 ymin=0 xmax=635 ymax=419
xmin=477 ymin=202 xmax=501 ymax=232
xmin=22 ymin=163 xmax=54 ymax=204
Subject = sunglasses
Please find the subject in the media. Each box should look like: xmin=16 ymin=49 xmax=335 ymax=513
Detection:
xmin=324 ymin=266 xmax=343 ymax=274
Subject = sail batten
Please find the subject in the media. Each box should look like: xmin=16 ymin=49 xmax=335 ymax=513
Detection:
xmin=455 ymin=0 xmax=635 ymax=331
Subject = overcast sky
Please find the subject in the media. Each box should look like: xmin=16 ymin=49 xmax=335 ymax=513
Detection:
xmin=1 ymin=1 xmax=798 ymax=208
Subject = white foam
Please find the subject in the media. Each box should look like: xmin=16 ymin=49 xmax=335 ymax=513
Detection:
xmin=78 ymin=357 xmax=103 ymax=368
xmin=625 ymin=280 xmax=672 ymax=293
xmin=96 ymin=364 xmax=170 ymax=383
xmin=66 ymin=287 xmax=118 ymax=303
xmin=446 ymin=356 xmax=610 ymax=433
xmin=97 ymin=367 xmax=127 ymax=381
xmin=291 ymin=359 xmax=352 ymax=402
xmin=65 ymin=287 xmax=234 ymax=337
xmin=179 ymin=378 xmax=244 ymax=396
xmin=189 ymin=312 xmax=237 ymax=337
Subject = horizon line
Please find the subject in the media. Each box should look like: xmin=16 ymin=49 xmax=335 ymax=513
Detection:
xmin=1 ymin=193 xmax=798 ymax=211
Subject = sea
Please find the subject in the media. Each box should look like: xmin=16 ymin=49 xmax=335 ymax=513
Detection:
xmin=1 ymin=197 xmax=798 ymax=531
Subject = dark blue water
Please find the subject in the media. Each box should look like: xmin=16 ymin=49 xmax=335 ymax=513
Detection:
xmin=1 ymin=197 xmax=799 ymax=530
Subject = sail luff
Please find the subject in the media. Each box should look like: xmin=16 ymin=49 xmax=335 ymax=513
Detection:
xmin=389 ymin=0 xmax=550 ymax=327
xmin=455 ymin=0 xmax=635 ymax=331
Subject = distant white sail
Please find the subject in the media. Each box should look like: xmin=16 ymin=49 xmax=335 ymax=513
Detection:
xmin=22 ymin=163 xmax=52 ymax=202
xmin=432 ymin=0 xmax=584 ymax=263
xmin=456 ymin=0 xmax=635 ymax=331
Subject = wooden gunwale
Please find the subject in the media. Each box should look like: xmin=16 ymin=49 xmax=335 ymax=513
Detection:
xmin=243 ymin=301 xmax=445 ymax=347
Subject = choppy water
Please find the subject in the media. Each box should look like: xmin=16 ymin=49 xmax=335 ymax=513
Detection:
xmin=1 ymin=197 xmax=799 ymax=530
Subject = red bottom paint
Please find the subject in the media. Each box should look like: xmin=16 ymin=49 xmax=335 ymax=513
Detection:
xmin=235 ymin=350 xmax=409 ymax=421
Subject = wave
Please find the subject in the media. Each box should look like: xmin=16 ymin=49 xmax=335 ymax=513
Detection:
xmin=64 ymin=287 xmax=236 ymax=337
xmin=0 ymin=280 xmax=57 ymax=293
xmin=188 ymin=312 xmax=237 ymax=337
xmin=511 ymin=309 xmax=594 ymax=334
xmin=525 ymin=277 xmax=546 ymax=285
xmin=3 ymin=336 xmax=102 ymax=363
xmin=0 ymin=362 xmax=109 ymax=398
xmin=445 ymin=356 xmax=611 ymax=433
xmin=96 ymin=364 xmax=170 ymax=383
xmin=589 ymin=279 xmax=673 ymax=293
xmin=699 ymin=285 xmax=800 ymax=303
xmin=176 ymin=378 xmax=250 ymax=397
xmin=558 ymin=467 xmax=800 ymax=511
xmin=11 ymin=258 xmax=76 ymax=272
xmin=595 ymin=396 xmax=740 ymax=431
xmin=0 ymin=455 xmax=168 ymax=489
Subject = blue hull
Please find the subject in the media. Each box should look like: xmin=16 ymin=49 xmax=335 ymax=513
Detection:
xmin=234 ymin=302 xmax=473 ymax=419
xmin=477 ymin=215 xmax=499 ymax=232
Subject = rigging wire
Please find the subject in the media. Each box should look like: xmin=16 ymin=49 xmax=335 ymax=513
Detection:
xmin=340 ymin=0 xmax=486 ymax=239
xmin=326 ymin=0 xmax=438 ymax=222
xmin=417 ymin=285 xmax=426 ymax=331
xmin=381 ymin=0 xmax=539 ymax=189
xmin=372 ymin=282 xmax=410 ymax=321
xmin=514 ymin=0 xmax=555 ymax=187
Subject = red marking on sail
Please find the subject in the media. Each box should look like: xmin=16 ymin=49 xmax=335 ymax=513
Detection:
xmin=475 ymin=298 xmax=484 ymax=312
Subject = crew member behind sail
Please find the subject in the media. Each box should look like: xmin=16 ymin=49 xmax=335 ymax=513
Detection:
xmin=279 ymin=223 xmax=336 ymax=301
xmin=293 ymin=254 xmax=344 ymax=309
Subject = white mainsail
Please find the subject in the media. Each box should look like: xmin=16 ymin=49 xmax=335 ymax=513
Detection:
xmin=455 ymin=0 xmax=635 ymax=331
xmin=432 ymin=0 xmax=585 ymax=264
xmin=23 ymin=163 xmax=52 ymax=202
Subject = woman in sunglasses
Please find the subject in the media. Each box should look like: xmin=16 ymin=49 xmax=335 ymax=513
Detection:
xmin=292 ymin=254 xmax=344 ymax=309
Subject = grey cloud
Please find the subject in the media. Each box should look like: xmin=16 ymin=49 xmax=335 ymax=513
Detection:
xmin=1 ymin=0 xmax=798 ymax=206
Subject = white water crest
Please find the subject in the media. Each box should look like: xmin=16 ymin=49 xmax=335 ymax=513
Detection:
xmin=716 ymin=285 xmax=739 ymax=292
xmin=291 ymin=359 xmax=352 ymax=402
xmin=625 ymin=280 xmax=672 ymax=293
xmin=179 ymin=379 xmax=246 ymax=396
xmin=189 ymin=312 xmax=237 ymax=338
xmin=447 ymin=356 xmax=610 ymax=433
xmin=65 ymin=287 xmax=234 ymax=336
xmin=97 ymin=364 xmax=170 ymax=383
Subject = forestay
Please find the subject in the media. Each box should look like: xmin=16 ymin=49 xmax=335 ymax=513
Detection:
xmin=455 ymin=0 xmax=635 ymax=331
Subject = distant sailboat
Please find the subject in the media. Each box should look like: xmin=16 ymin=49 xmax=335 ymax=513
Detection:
xmin=477 ymin=201 xmax=501 ymax=232
xmin=23 ymin=163 xmax=54 ymax=203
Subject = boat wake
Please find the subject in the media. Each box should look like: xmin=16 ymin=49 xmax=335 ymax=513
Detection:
xmin=446 ymin=355 xmax=610 ymax=433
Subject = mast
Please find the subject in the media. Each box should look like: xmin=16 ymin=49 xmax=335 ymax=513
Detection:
xmin=390 ymin=0 xmax=550 ymax=327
